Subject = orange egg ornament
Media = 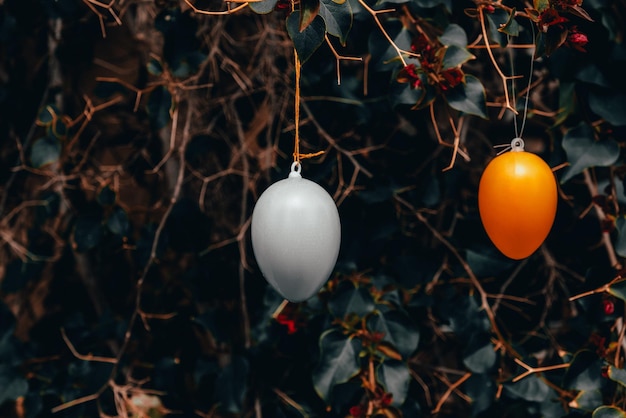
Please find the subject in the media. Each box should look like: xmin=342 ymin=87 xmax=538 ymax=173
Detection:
xmin=478 ymin=139 xmax=557 ymax=260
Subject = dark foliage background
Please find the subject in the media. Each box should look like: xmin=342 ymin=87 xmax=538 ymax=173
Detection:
xmin=1 ymin=0 xmax=626 ymax=417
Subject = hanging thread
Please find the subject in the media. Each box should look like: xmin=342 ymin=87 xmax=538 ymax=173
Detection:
xmin=294 ymin=50 xmax=301 ymax=166
xmin=508 ymin=21 xmax=536 ymax=141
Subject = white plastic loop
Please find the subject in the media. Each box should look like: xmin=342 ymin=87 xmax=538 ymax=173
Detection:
xmin=289 ymin=161 xmax=302 ymax=178
xmin=511 ymin=137 xmax=525 ymax=152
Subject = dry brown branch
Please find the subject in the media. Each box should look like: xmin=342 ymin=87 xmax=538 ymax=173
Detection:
xmin=325 ymin=35 xmax=363 ymax=85
xmin=432 ymin=372 xmax=472 ymax=414
xmin=512 ymin=358 xmax=570 ymax=383
xmin=357 ymin=0 xmax=410 ymax=67
xmin=61 ymin=329 xmax=117 ymax=364
xmin=583 ymin=169 xmax=621 ymax=269
xmin=184 ymin=0 xmax=250 ymax=15
xmin=477 ymin=5 xmax=520 ymax=114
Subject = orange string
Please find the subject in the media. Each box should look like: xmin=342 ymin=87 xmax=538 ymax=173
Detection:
xmin=294 ymin=50 xmax=301 ymax=165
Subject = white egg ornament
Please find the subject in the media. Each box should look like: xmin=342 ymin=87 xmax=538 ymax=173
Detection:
xmin=251 ymin=163 xmax=341 ymax=302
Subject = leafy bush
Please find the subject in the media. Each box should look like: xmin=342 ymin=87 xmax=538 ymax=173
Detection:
xmin=1 ymin=0 xmax=626 ymax=417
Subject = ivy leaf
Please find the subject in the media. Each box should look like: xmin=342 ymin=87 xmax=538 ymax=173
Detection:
xmin=376 ymin=360 xmax=410 ymax=406
xmin=566 ymin=5 xmax=594 ymax=22
xmin=442 ymin=45 xmax=474 ymax=69
xmin=329 ymin=282 xmax=375 ymax=319
xmin=36 ymin=104 xmax=59 ymax=126
xmin=463 ymin=335 xmax=496 ymax=373
xmin=0 ymin=366 xmax=28 ymax=405
xmin=287 ymin=13 xmax=326 ymax=63
xmin=561 ymin=123 xmax=619 ymax=183
xmin=570 ymin=390 xmax=603 ymax=411
xmin=106 ymin=207 xmax=130 ymax=237
xmin=74 ymin=216 xmax=103 ymax=252
xmin=504 ymin=374 xmax=551 ymax=402
xmin=313 ymin=329 xmax=361 ymax=402
xmin=147 ymin=58 xmax=163 ymax=76
xmin=465 ymin=374 xmax=496 ymax=415
xmin=250 ymin=0 xmax=279 ymax=13
xmin=608 ymin=365 xmax=626 ymax=388
xmin=367 ymin=308 xmax=419 ymax=359
xmin=30 ymin=136 xmax=61 ymax=168
xmin=615 ymin=218 xmax=626 ymax=259
xmin=368 ymin=20 xmax=411 ymax=71
xmin=439 ymin=23 xmax=467 ymax=47
xmin=445 ymin=75 xmax=488 ymax=119
xmin=593 ymin=406 xmax=626 ymax=418
xmin=563 ymin=350 xmax=603 ymax=391
xmin=319 ymin=0 xmax=352 ymax=45
xmin=533 ymin=0 xmax=550 ymax=13
xmin=498 ymin=8 xmax=520 ymax=36
xmin=300 ymin=0 xmax=321 ymax=31
xmin=607 ymin=278 xmax=626 ymax=302
xmin=214 ymin=356 xmax=249 ymax=414
xmin=486 ymin=9 xmax=510 ymax=46
xmin=589 ymin=90 xmax=626 ymax=126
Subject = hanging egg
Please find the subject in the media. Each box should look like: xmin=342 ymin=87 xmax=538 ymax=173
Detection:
xmin=478 ymin=139 xmax=557 ymax=260
xmin=251 ymin=163 xmax=341 ymax=302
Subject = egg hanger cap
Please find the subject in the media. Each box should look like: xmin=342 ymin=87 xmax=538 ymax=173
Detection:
xmin=511 ymin=138 xmax=525 ymax=152
xmin=289 ymin=161 xmax=302 ymax=178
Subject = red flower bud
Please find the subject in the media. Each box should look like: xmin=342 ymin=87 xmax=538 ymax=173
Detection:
xmin=538 ymin=9 xmax=568 ymax=31
xmin=381 ymin=393 xmax=393 ymax=406
xmin=349 ymin=405 xmax=365 ymax=417
xmin=484 ymin=5 xmax=495 ymax=13
xmin=567 ymin=29 xmax=589 ymax=52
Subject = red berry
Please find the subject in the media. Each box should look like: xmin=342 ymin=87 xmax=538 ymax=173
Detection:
xmin=603 ymin=299 xmax=615 ymax=315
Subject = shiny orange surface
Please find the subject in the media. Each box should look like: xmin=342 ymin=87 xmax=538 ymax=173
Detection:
xmin=478 ymin=150 xmax=558 ymax=260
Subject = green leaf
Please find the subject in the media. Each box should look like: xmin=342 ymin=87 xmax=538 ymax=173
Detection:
xmin=439 ymin=23 xmax=467 ymax=47
xmin=561 ymin=123 xmax=619 ymax=183
xmin=555 ymin=81 xmax=576 ymax=126
xmin=300 ymin=0 xmax=321 ymax=32
xmin=376 ymin=360 xmax=410 ymax=406
xmin=466 ymin=249 xmax=516 ymax=278
xmin=589 ymin=91 xmax=626 ymax=126
xmin=463 ymin=335 xmax=496 ymax=373
xmin=107 ymin=207 xmax=130 ymax=236
xmin=498 ymin=8 xmax=520 ymax=36
xmin=97 ymin=185 xmax=117 ymax=206
xmin=214 ymin=356 xmax=249 ymax=414
xmin=319 ymin=0 xmax=352 ymax=44
xmin=313 ymin=329 xmax=361 ymax=402
xmin=36 ymin=104 xmax=59 ymax=126
xmin=608 ymin=279 xmax=626 ymax=302
xmin=486 ymin=9 xmax=510 ymax=46
xmin=534 ymin=0 xmax=550 ymax=13
xmin=50 ymin=117 xmax=68 ymax=139
xmin=464 ymin=374 xmax=496 ymax=415
xmin=368 ymin=20 xmax=411 ymax=70
xmin=608 ymin=365 xmax=626 ymax=388
xmin=445 ymin=75 xmax=488 ymax=119
xmin=0 ymin=366 xmax=28 ymax=405
xmin=286 ymin=13 xmax=326 ymax=63
xmin=504 ymin=374 xmax=551 ymax=402
xmin=329 ymin=283 xmax=375 ymax=318
xmin=593 ymin=406 xmax=626 ymax=418
xmin=74 ymin=216 xmax=103 ymax=252
xmin=30 ymin=136 xmax=61 ymax=168
xmin=571 ymin=390 xmax=603 ymax=411
xmin=563 ymin=350 xmax=603 ymax=391
xmin=367 ymin=308 xmax=419 ymax=359
xmin=250 ymin=0 xmax=279 ymax=14
xmin=616 ymin=218 xmax=626 ymax=259
xmin=147 ymin=58 xmax=163 ymax=76
xmin=442 ymin=45 xmax=474 ymax=69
